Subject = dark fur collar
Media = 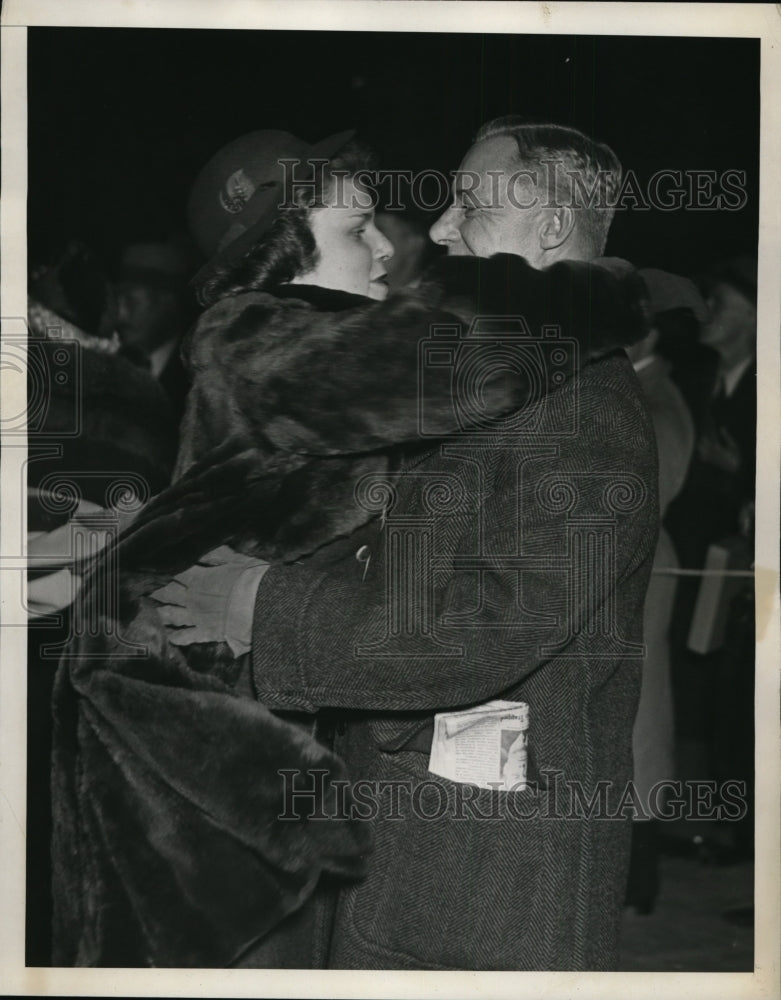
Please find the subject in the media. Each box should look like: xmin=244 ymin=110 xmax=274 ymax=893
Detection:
xmin=123 ymin=254 xmax=652 ymax=573
xmin=271 ymin=282 xmax=372 ymax=311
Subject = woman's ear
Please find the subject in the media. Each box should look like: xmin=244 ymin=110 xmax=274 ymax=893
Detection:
xmin=539 ymin=206 xmax=575 ymax=250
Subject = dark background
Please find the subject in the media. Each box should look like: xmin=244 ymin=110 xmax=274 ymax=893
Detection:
xmin=28 ymin=28 xmax=759 ymax=277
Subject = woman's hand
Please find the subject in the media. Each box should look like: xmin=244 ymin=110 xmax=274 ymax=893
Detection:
xmin=150 ymin=546 xmax=270 ymax=657
xmin=28 ymin=568 xmax=82 ymax=618
xmin=26 ymin=492 xmax=141 ymax=618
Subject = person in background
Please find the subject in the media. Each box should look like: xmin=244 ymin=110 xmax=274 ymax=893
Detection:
xmin=696 ymin=256 xmax=757 ymax=520
xmin=655 ymin=306 xmax=719 ymax=437
xmin=28 ymin=241 xmax=179 ymax=497
xmin=26 ymin=242 xmax=179 ymax=965
xmin=623 ymin=269 xmax=705 ymax=913
xmin=696 ymin=256 xmax=757 ymax=869
xmin=664 ymin=255 xmax=757 ymax=865
xmin=29 ymin=240 xmax=117 ymax=341
xmin=374 ymin=211 xmax=439 ymax=292
xmin=667 ymin=256 xmax=757 ymax=559
xmin=114 ymin=236 xmax=197 ymax=420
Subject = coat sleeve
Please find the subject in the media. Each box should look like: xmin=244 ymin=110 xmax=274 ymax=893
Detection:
xmin=251 ymin=365 xmax=659 ymax=712
xmin=193 ymin=254 xmax=649 ymax=457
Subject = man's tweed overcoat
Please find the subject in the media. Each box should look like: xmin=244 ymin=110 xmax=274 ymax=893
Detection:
xmin=218 ymin=265 xmax=659 ymax=968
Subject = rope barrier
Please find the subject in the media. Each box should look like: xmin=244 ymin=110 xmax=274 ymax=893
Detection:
xmin=652 ymin=567 xmax=754 ymax=578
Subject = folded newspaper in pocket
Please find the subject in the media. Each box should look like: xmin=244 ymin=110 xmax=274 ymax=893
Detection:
xmin=428 ymin=700 xmax=529 ymax=791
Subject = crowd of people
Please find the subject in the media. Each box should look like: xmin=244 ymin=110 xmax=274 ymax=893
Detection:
xmin=25 ymin=116 xmax=756 ymax=969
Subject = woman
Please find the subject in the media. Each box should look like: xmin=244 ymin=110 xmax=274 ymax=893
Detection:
xmin=51 ymin=128 xmax=650 ymax=968
xmin=175 ymin=129 xmax=394 ymax=478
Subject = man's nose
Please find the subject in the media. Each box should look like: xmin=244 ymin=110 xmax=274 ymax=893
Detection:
xmin=429 ymin=207 xmax=461 ymax=246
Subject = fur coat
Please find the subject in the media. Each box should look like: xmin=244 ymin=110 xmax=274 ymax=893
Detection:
xmin=51 ymin=253 xmax=650 ymax=967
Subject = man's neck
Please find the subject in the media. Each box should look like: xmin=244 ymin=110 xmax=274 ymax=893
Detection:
xmin=540 ymin=239 xmax=594 ymax=267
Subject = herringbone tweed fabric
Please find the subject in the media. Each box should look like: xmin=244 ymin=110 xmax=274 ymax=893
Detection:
xmin=252 ymin=351 xmax=659 ymax=970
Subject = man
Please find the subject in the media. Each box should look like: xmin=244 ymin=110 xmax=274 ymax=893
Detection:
xmin=664 ymin=256 xmax=757 ymax=863
xmin=239 ymin=118 xmax=659 ymax=969
xmin=692 ymin=255 xmax=756 ymax=536
xmin=114 ymin=237 xmax=195 ymax=419
xmin=666 ymin=255 xmax=756 ymax=563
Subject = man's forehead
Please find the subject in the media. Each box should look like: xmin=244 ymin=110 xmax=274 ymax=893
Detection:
xmin=457 ymin=135 xmax=519 ymax=179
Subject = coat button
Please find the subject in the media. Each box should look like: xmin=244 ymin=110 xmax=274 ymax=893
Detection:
xmin=355 ymin=544 xmax=371 ymax=579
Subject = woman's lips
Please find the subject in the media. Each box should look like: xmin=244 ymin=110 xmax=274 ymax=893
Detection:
xmin=368 ymin=275 xmax=389 ymax=299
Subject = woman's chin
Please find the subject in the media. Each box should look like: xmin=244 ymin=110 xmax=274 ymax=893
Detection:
xmin=367 ymin=280 xmax=389 ymax=301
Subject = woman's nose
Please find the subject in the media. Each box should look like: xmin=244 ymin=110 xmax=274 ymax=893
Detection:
xmin=374 ymin=230 xmax=394 ymax=261
xmin=429 ymin=206 xmax=461 ymax=246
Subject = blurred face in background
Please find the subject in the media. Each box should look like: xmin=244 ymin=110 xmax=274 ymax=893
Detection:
xmin=292 ymin=176 xmax=394 ymax=300
xmin=700 ymin=281 xmax=756 ymax=368
xmin=374 ymin=212 xmax=431 ymax=293
xmin=115 ymin=240 xmax=193 ymax=354
xmin=115 ymin=282 xmax=185 ymax=354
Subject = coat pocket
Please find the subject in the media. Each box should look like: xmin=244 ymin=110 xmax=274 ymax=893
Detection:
xmin=340 ymin=745 xmax=566 ymax=970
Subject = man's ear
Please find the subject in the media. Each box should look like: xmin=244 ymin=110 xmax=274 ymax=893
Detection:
xmin=539 ymin=206 xmax=575 ymax=250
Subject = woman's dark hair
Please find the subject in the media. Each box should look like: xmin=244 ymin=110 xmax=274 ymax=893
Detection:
xmin=194 ymin=140 xmax=375 ymax=307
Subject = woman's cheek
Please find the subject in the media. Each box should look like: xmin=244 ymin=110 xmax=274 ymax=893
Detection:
xmin=359 ymin=241 xmax=374 ymax=279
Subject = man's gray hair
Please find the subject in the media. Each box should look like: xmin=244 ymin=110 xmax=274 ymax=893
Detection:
xmin=475 ymin=116 xmax=622 ymax=254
